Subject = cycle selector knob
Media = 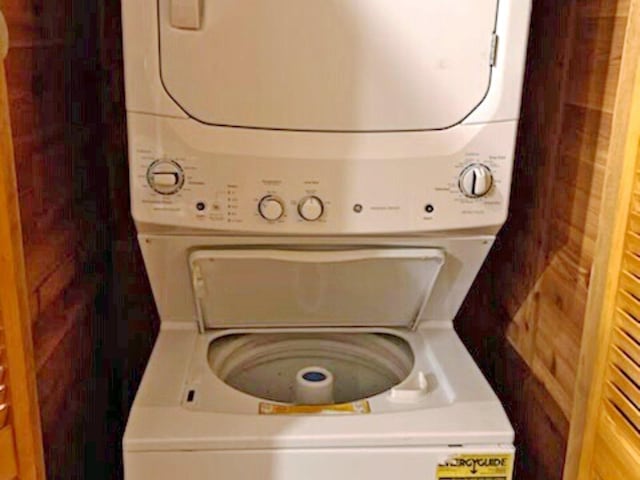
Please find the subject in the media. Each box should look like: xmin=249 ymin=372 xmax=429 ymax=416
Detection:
xmin=147 ymin=160 xmax=185 ymax=195
xmin=459 ymin=164 xmax=494 ymax=198
xmin=298 ymin=196 xmax=324 ymax=221
xmin=258 ymin=196 xmax=285 ymax=221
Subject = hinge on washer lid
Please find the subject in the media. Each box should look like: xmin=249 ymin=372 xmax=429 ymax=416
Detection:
xmin=192 ymin=264 xmax=206 ymax=299
xmin=191 ymin=264 xmax=208 ymax=333
xmin=490 ymin=34 xmax=499 ymax=67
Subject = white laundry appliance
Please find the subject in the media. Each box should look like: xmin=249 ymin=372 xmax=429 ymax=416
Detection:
xmin=121 ymin=1 xmax=532 ymax=479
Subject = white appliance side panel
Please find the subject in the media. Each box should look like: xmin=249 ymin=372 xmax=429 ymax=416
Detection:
xmin=125 ymin=446 xmax=515 ymax=480
xmin=158 ymin=0 xmax=498 ymax=131
xmin=137 ymin=235 xmax=493 ymax=327
xmin=128 ymin=114 xmax=517 ymax=234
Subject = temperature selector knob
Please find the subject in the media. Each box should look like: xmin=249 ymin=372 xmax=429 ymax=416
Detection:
xmin=459 ymin=164 xmax=494 ymax=198
xmin=258 ymin=196 xmax=285 ymax=221
xmin=147 ymin=160 xmax=185 ymax=195
xmin=298 ymin=196 xmax=324 ymax=221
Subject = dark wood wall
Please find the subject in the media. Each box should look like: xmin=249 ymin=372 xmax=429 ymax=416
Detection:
xmin=456 ymin=1 xmax=631 ymax=479
xmin=3 ymin=0 xmax=110 ymax=477
xmin=97 ymin=2 xmax=160 ymax=478
xmin=2 ymin=1 xmax=159 ymax=477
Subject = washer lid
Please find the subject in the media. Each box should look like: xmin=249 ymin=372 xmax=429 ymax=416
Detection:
xmin=158 ymin=0 xmax=499 ymax=132
xmin=189 ymin=248 xmax=445 ymax=330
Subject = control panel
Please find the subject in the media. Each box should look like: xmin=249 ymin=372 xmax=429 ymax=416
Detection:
xmin=129 ymin=118 xmax=516 ymax=234
xmin=132 ymin=158 xmax=509 ymax=234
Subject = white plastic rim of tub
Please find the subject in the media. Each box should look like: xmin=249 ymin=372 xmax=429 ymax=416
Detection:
xmin=208 ymin=333 xmax=414 ymax=405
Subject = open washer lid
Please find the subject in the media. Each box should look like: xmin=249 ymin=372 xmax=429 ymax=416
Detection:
xmin=159 ymin=0 xmax=499 ymax=131
xmin=189 ymin=248 xmax=445 ymax=330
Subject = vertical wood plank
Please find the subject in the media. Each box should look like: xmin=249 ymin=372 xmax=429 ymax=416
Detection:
xmin=0 ymin=426 xmax=18 ymax=480
xmin=0 ymin=49 xmax=45 ymax=480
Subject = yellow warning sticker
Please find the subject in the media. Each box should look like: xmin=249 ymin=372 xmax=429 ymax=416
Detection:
xmin=436 ymin=453 xmax=514 ymax=479
xmin=259 ymin=400 xmax=371 ymax=415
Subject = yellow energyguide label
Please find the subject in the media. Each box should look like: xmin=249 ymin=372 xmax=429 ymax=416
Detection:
xmin=259 ymin=400 xmax=371 ymax=415
xmin=436 ymin=453 xmax=514 ymax=479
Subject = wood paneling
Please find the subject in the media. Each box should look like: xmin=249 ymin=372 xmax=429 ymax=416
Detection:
xmin=0 ymin=426 xmax=18 ymax=480
xmin=578 ymin=49 xmax=640 ymax=476
xmin=568 ymin=1 xmax=640 ymax=476
xmin=2 ymin=0 xmax=109 ymax=477
xmin=0 ymin=27 xmax=45 ymax=478
xmin=456 ymin=0 xmax=633 ymax=478
xmin=525 ymin=0 xmax=630 ymax=419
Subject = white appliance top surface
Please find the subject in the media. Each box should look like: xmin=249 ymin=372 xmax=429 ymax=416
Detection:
xmin=158 ymin=0 xmax=499 ymax=131
xmin=124 ymin=328 xmax=514 ymax=451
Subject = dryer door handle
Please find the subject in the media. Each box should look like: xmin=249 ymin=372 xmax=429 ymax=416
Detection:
xmin=170 ymin=0 xmax=203 ymax=30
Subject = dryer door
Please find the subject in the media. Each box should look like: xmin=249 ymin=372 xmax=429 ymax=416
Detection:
xmin=189 ymin=248 xmax=445 ymax=330
xmin=158 ymin=0 xmax=499 ymax=131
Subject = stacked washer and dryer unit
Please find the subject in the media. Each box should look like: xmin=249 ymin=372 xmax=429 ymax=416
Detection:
xmin=122 ymin=1 xmax=532 ymax=479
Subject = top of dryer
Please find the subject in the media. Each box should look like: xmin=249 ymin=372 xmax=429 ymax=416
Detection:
xmin=158 ymin=0 xmax=499 ymax=132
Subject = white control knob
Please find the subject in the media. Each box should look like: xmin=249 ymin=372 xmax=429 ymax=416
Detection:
xmin=258 ymin=196 xmax=285 ymax=221
xmin=298 ymin=196 xmax=324 ymax=221
xmin=147 ymin=160 xmax=184 ymax=195
xmin=459 ymin=164 xmax=494 ymax=198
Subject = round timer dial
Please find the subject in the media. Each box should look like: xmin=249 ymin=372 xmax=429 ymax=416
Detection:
xmin=147 ymin=160 xmax=185 ymax=195
xmin=459 ymin=164 xmax=494 ymax=198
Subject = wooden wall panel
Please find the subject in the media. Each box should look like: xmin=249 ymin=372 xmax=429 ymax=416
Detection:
xmin=456 ymin=1 xmax=632 ymax=478
xmin=2 ymin=0 xmax=109 ymax=477
xmin=527 ymin=1 xmax=629 ymax=419
xmin=574 ymin=20 xmax=640 ymax=471
xmin=0 ymin=28 xmax=46 ymax=477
